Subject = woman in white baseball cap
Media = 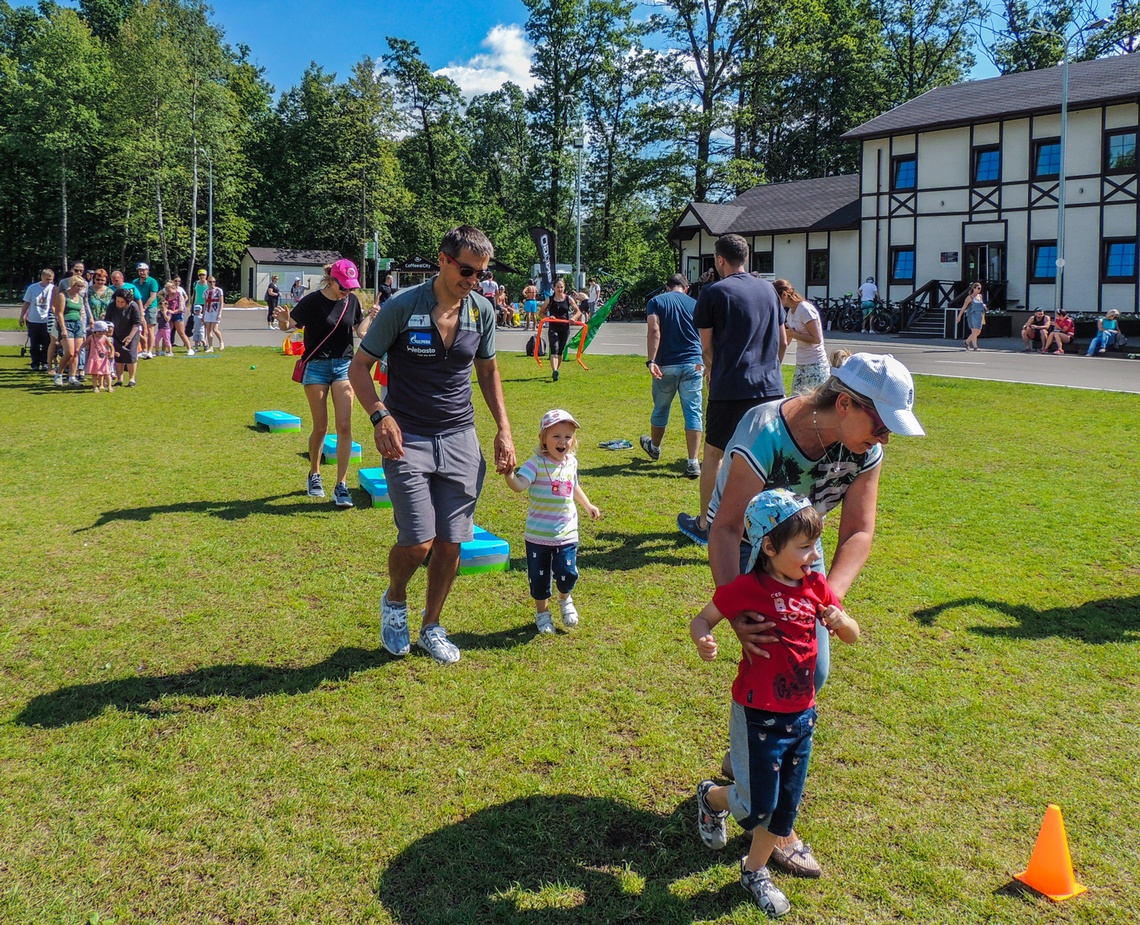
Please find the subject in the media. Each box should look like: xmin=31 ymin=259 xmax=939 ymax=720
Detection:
xmin=699 ymin=352 xmax=924 ymax=878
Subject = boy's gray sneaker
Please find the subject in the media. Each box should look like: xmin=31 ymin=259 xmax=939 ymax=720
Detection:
xmin=740 ymin=862 xmax=791 ymax=918
xmin=307 ymin=472 xmax=324 ymax=497
xmin=417 ymin=623 xmax=461 ymax=664
xmin=696 ymin=779 xmax=729 ymax=849
xmin=685 ymin=459 xmax=702 ymax=479
xmin=535 ymin=611 xmax=555 ymax=634
xmin=639 ymin=434 xmax=660 ymax=461
xmin=379 ymin=590 xmax=410 ymax=656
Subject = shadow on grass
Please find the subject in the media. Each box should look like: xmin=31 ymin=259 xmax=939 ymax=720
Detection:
xmin=577 ymin=530 xmax=701 ymax=570
xmin=580 ymin=458 xmax=689 ymax=480
xmin=377 ymin=794 xmax=744 ymax=924
xmin=912 ymin=594 xmax=1140 ymax=643
xmin=76 ymin=493 xmax=330 ymax=531
xmin=16 ymin=646 xmax=379 ymax=728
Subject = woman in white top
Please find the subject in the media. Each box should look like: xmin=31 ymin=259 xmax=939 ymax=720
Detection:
xmin=775 ymin=279 xmax=829 ymax=394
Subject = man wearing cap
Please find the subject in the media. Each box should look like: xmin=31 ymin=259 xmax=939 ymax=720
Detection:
xmin=133 ymin=263 xmax=161 ymax=359
xmin=678 ymin=234 xmax=786 ymax=545
xmin=703 ymin=352 xmax=924 ymax=879
xmin=640 ymin=273 xmax=704 ymax=479
xmin=349 ymin=225 xmax=515 ymax=665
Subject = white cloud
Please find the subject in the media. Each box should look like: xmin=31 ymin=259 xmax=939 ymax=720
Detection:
xmin=436 ymin=24 xmax=536 ymax=99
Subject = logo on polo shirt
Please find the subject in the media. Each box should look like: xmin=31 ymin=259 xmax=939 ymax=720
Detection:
xmin=406 ymin=330 xmax=435 ymax=356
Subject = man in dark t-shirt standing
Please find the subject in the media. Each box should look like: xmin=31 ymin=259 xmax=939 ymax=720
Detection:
xmin=678 ymin=234 xmax=786 ymax=545
xmin=349 ymin=225 xmax=515 ymax=666
xmin=265 ymin=275 xmax=281 ymax=329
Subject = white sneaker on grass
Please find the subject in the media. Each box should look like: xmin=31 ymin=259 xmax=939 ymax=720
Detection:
xmin=696 ymin=779 xmax=729 ymax=849
xmin=558 ymin=596 xmax=579 ymax=627
xmin=740 ymin=862 xmax=791 ymax=918
xmin=417 ymin=623 xmax=460 ymax=664
xmin=535 ymin=611 xmax=555 ymax=634
xmin=379 ymin=591 xmax=410 ymax=656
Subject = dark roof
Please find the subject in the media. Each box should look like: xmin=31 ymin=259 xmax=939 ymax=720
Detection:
xmin=244 ymin=247 xmax=345 ymax=265
xmin=669 ymin=174 xmax=860 ymax=240
xmin=844 ymin=53 xmax=1140 ymax=141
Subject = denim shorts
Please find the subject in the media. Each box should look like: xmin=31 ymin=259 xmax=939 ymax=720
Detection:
xmin=650 ymin=363 xmax=704 ymax=431
xmin=725 ymin=702 xmax=816 ymax=836
xmin=64 ymin=319 xmax=86 ymax=340
xmin=525 ymin=540 xmax=579 ymax=600
xmin=301 ymin=357 xmax=351 ymax=386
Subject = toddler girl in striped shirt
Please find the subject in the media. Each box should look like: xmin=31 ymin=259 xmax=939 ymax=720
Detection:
xmin=504 ymin=409 xmax=600 ymax=634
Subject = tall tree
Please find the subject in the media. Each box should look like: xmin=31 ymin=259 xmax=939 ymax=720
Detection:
xmin=8 ymin=7 xmax=109 ymax=269
xmin=652 ymin=0 xmax=760 ymax=200
xmin=382 ymin=38 xmax=462 ymax=201
xmin=874 ymin=0 xmax=978 ymax=105
xmin=523 ymin=0 xmax=637 ymax=225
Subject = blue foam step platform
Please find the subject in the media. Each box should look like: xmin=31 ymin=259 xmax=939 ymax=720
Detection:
xmin=459 ymin=525 xmax=510 ymax=575
xmin=357 ymin=467 xmax=391 ymax=508
xmin=321 ymin=435 xmax=362 ymax=463
xmin=255 ymin=410 xmax=302 ymax=433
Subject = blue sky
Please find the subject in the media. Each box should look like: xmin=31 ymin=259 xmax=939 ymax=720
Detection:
xmin=206 ymin=0 xmax=537 ymax=97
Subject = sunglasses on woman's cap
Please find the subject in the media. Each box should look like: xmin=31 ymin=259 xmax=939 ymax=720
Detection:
xmin=441 ymin=252 xmax=493 ymax=281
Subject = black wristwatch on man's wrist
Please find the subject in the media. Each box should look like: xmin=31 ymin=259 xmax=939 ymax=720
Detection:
xmin=370 ymin=408 xmax=391 ymax=427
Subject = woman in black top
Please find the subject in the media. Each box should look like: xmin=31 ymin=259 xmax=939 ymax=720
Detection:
xmin=275 ymin=259 xmax=377 ymax=508
xmin=538 ymin=277 xmax=582 ymax=382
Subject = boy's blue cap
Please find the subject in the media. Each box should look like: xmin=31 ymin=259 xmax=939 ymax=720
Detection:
xmin=744 ymin=489 xmax=813 ymax=573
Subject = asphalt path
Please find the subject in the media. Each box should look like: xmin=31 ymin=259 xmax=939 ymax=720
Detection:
xmin=3 ymin=306 xmax=1138 ymax=394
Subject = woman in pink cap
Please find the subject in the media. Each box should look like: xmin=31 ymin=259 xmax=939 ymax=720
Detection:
xmin=275 ymin=259 xmax=378 ymax=508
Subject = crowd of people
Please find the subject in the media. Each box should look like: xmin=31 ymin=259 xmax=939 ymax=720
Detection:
xmin=18 ymin=261 xmax=226 ymax=389
xmin=1019 ymin=305 xmax=1124 ymax=356
xmin=16 ymin=228 xmax=935 ymax=919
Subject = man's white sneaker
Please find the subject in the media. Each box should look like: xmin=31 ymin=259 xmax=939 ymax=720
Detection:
xmin=417 ymin=623 xmax=460 ymax=664
xmin=379 ymin=591 xmax=410 ymax=656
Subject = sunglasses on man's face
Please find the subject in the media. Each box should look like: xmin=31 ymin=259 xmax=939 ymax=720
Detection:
xmin=852 ymin=400 xmax=891 ymax=438
xmin=441 ymin=252 xmax=493 ymax=281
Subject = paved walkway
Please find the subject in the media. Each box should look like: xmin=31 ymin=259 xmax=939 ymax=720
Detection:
xmin=4 ymin=306 xmax=1138 ymax=394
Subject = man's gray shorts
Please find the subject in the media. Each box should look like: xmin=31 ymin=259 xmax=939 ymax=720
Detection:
xmin=383 ymin=428 xmax=486 ymax=546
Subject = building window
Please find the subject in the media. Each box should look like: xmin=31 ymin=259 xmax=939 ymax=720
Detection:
xmin=973 ymin=146 xmax=1001 ymax=185
xmin=1104 ymin=129 xmax=1137 ymax=174
xmin=1031 ymin=241 xmax=1058 ymax=281
xmin=752 ymin=251 xmax=774 ymax=275
xmin=1103 ymin=239 xmax=1138 ymax=281
xmin=1032 ymin=139 xmax=1060 ymax=180
xmin=892 ymin=155 xmax=916 ymax=190
xmin=889 ymin=247 xmax=915 ymax=284
xmin=807 ymin=250 xmax=829 ymax=286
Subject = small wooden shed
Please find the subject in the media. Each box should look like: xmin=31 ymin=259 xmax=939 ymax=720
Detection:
xmin=240 ymin=248 xmax=346 ymax=301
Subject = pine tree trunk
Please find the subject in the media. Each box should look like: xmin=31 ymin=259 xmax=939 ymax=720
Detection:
xmin=60 ymin=153 xmax=69 ymax=270
xmin=156 ymin=176 xmax=170 ymax=280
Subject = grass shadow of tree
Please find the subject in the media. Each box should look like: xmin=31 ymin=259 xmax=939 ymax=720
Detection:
xmin=15 ymin=646 xmax=380 ymax=728
xmin=377 ymin=794 xmax=745 ymax=924
xmin=912 ymin=594 xmax=1140 ymax=643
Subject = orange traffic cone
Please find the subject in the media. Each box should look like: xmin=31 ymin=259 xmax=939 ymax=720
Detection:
xmin=1014 ymin=804 xmax=1087 ymax=901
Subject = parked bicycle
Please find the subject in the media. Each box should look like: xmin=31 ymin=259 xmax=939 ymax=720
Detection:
xmin=834 ymin=293 xmax=862 ymax=332
xmin=870 ymin=300 xmax=903 ymax=334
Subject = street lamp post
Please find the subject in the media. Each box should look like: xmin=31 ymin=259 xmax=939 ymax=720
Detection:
xmin=572 ymin=125 xmax=586 ymax=291
xmin=1030 ymin=19 xmax=1110 ymax=314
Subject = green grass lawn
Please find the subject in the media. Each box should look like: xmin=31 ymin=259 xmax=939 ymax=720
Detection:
xmin=2 ymin=346 xmax=1138 ymax=925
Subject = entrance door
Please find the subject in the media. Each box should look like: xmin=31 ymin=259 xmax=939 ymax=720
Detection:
xmin=964 ymin=243 xmax=1006 ymax=308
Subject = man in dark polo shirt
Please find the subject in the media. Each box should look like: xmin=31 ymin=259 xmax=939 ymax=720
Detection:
xmin=349 ymin=225 xmax=515 ymax=665
xmin=678 ymin=233 xmax=786 ymax=545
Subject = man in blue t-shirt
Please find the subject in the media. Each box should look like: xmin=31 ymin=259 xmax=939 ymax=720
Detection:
xmin=640 ymin=273 xmax=704 ymax=480
xmin=678 ymin=234 xmax=787 ymax=546
xmin=349 ymin=225 xmax=516 ymax=667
